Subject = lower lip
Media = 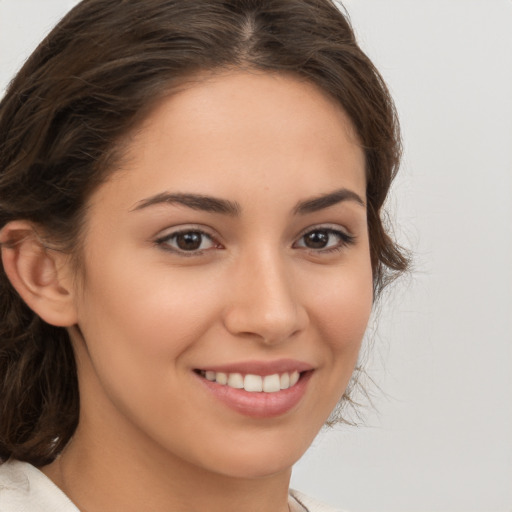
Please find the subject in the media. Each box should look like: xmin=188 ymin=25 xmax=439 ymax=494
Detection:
xmin=196 ymin=371 xmax=313 ymax=418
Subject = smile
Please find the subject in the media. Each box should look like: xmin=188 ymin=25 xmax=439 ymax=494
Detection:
xmin=194 ymin=361 xmax=314 ymax=418
xmin=198 ymin=370 xmax=301 ymax=393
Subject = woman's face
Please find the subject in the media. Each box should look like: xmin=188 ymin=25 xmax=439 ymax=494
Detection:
xmin=69 ymin=71 xmax=373 ymax=479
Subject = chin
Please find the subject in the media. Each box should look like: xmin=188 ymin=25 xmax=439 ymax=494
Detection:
xmin=210 ymin=454 xmax=297 ymax=480
xmin=191 ymin=428 xmax=315 ymax=480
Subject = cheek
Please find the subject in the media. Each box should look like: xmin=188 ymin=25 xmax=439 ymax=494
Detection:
xmin=308 ymin=261 xmax=373 ymax=357
xmin=74 ymin=258 xmax=225 ymax=425
xmin=78 ymin=254 xmax=223 ymax=361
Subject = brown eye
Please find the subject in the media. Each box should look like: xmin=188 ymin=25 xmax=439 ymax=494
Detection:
xmin=294 ymin=227 xmax=355 ymax=252
xmin=156 ymin=229 xmax=217 ymax=254
xmin=175 ymin=231 xmax=203 ymax=251
xmin=303 ymin=230 xmax=330 ymax=249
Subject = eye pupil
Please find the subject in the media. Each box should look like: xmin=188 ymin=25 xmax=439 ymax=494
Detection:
xmin=176 ymin=232 xmax=203 ymax=251
xmin=304 ymin=230 xmax=329 ymax=249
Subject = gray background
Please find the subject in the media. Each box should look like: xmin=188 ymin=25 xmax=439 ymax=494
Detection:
xmin=1 ymin=1 xmax=511 ymax=511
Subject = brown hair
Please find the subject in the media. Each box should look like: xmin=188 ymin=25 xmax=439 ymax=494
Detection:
xmin=0 ymin=0 xmax=408 ymax=466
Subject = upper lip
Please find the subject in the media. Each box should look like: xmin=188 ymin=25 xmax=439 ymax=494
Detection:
xmin=196 ymin=358 xmax=314 ymax=376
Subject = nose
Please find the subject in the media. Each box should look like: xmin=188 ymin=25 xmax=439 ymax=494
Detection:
xmin=222 ymin=249 xmax=308 ymax=345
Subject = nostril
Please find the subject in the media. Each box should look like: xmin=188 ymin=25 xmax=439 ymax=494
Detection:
xmin=221 ymin=260 xmax=309 ymax=345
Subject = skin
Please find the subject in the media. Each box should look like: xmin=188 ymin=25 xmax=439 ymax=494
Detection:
xmin=38 ymin=71 xmax=373 ymax=512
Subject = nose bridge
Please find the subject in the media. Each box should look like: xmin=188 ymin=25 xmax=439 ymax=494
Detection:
xmin=223 ymin=245 xmax=306 ymax=344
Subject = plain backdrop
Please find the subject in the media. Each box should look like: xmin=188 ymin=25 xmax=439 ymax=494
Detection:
xmin=1 ymin=1 xmax=511 ymax=511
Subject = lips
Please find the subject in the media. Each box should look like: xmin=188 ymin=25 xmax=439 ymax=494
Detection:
xmin=196 ymin=358 xmax=313 ymax=376
xmin=194 ymin=359 xmax=313 ymax=418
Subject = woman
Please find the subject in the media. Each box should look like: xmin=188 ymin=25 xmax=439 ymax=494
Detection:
xmin=0 ymin=1 xmax=408 ymax=511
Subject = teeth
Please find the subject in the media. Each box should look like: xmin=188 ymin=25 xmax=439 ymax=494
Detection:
xmin=216 ymin=372 xmax=227 ymax=385
xmin=244 ymin=374 xmax=263 ymax=392
xmin=262 ymin=374 xmax=281 ymax=393
xmin=227 ymin=373 xmax=244 ymax=389
xmin=201 ymin=370 xmax=303 ymax=392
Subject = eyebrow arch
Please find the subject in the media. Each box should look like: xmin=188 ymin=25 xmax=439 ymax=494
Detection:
xmin=131 ymin=192 xmax=241 ymax=216
xmin=293 ymin=188 xmax=366 ymax=215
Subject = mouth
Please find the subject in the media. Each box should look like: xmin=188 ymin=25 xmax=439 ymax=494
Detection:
xmin=193 ymin=362 xmax=314 ymax=418
xmin=195 ymin=369 xmax=304 ymax=393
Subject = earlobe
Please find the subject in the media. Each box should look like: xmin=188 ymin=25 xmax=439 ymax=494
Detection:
xmin=0 ymin=221 xmax=78 ymax=327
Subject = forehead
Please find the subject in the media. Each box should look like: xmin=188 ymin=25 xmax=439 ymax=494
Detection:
xmin=93 ymin=71 xmax=366 ymax=212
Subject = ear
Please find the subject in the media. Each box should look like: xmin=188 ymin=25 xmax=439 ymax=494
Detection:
xmin=0 ymin=220 xmax=78 ymax=327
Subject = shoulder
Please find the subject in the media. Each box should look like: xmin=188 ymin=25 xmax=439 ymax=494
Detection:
xmin=0 ymin=459 xmax=78 ymax=512
xmin=289 ymin=489 xmax=350 ymax=512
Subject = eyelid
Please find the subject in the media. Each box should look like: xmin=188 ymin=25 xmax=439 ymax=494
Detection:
xmin=153 ymin=224 xmax=223 ymax=255
xmin=295 ymin=223 xmax=354 ymax=240
xmin=293 ymin=224 xmax=356 ymax=251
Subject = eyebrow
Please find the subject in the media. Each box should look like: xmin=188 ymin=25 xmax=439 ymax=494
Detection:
xmin=293 ymin=188 xmax=366 ymax=214
xmin=131 ymin=187 xmax=365 ymax=216
xmin=131 ymin=192 xmax=241 ymax=215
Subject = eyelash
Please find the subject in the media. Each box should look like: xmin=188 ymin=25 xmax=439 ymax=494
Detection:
xmin=154 ymin=226 xmax=356 ymax=256
xmin=294 ymin=227 xmax=356 ymax=254
xmin=154 ymin=228 xmax=219 ymax=257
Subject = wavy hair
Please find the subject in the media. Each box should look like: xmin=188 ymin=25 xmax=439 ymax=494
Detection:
xmin=0 ymin=0 xmax=408 ymax=466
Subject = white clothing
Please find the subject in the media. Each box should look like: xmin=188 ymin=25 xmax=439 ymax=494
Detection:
xmin=0 ymin=459 xmax=344 ymax=512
